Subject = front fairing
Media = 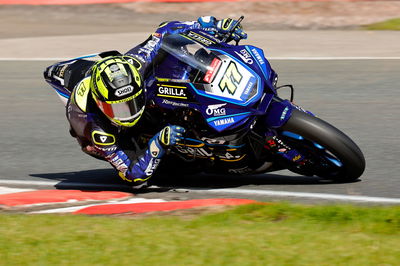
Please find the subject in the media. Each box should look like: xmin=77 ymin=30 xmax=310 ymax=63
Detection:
xmin=147 ymin=31 xmax=277 ymax=132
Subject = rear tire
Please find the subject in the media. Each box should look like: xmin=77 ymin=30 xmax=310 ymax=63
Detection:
xmin=281 ymin=109 xmax=366 ymax=182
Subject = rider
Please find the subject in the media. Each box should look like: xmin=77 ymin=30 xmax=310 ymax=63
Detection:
xmin=43 ymin=16 xmax=247 ymax=188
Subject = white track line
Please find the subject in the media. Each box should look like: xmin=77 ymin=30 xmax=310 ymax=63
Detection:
xmin=1 ymin=179 xmax=399 ymax=204
xmin=33 ymin=198 xmax=166 ymax=214
xmin=0 ymin=186 xmax=34 ymax=195
xmin=1 ymin=57 xmax=400 ymax=61
xmin=191 ymin=188 xmax=400 ymax=204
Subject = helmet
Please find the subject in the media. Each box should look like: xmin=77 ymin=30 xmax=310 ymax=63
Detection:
xmin=90 ymin=56 xmax=145 ymax=127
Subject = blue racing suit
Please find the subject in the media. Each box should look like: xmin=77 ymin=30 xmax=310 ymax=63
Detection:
xmin=44 ymin=16 xmax=238 ymax=187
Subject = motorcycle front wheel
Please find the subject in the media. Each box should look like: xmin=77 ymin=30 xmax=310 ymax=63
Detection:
xmin=280 ymin=109 xmax=366 ymax=182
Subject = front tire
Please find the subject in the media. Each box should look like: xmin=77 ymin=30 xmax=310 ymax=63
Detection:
xmin=280 ymin=109 xmax=366 ymax=182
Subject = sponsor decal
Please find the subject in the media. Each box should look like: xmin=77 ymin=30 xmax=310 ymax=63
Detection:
xmin=144 ymin=158 xmax=161 ymax=176
xmin=251 ymin=48 xmax=265 ymax=65
xmin=109 ymin=156 xmax=128 ymax=174
xmin=203 ymin=58 xmax=222 ymax=83
xmin=292 ymin=155 xmax=303 ymax=162
xmin=157 ymin=85 xmax=187 ymax=99
xmin=234 ymin=49 xmax=254 ymax=64
xmin=198 ymin=30 xmax=220 ymax=42
xmin=92 ymin=131 xmax=116 ymax=146
xmin=161 ymin=99 xmax=189 ymax=107
xmin=201 ymin=137 xmax=226 ymax=145
xmin=138 ymin=35 xmax=160 ymax=59
xmin=58 ymin=64 xmax=68 ymax=78
xmin=187 ymin=31 xmax=215 ymax=46
xmin=206 ymin=103 xmax=227 ymax=116
xmin=124 ymin=56 xmax=142 ymax=70
xmin=175 ymin=146 xmax=214 ymax=158
xmin=280 ymin=107 xmax=289 ymax=121
xmin=213 ymin=117 xmax=235 ymax=126
xmin=157 ymin=77 xmax=191 ymax=83
xmin=115 ymin=85 xmax=133 ymax=97
xmin=243 ymin=81 xmax=254 ymax=96
xmin=149 ymin=138 xmax=161 ymax=158
xmin=96 ymin=146 xmax=117 ymax=152
xmin=218 ymin=152 xmax=244 ymax=161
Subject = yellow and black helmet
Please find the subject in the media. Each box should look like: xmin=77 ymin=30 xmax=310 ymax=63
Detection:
xmin=90 ymin=56 xmax=145 ymax=127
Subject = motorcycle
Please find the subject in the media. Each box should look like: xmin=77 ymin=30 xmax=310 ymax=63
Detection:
xmin=50 ymin=18 xmax=366 ymax=182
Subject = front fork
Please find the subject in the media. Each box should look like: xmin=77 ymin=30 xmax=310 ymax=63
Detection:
xmin=264 ymin=96 xmax=314 ymax=129
xmin=261 ymin=97 xmax=314 ymax=169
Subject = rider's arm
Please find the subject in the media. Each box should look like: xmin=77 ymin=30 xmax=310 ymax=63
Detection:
xmin=124 ymin=20 xmax=201 ymax=68
xmin=124 ymin=16 xmax=245 ymax=69
xmin=88 ymin=125 xmax=185 ymax=186
xmin=69 ymin=105 xmax=185 ymax=187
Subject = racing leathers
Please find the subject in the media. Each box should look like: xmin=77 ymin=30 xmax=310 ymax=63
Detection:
xmin=44 ymin=16 xmax=244 ymax=187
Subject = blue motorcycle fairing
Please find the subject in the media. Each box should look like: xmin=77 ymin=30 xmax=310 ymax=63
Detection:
xmin=152 ymin=86 xmax=257 ymax=132
xmin=246 ymin=46 xmax=273 ymax=86
xmin=263 ymin=99 xmax=294 ymax=129
xmin=147 ymin=32 xmax=283 ymax=133
xmin=191 ymin=48 xmax=263 ymax=106
xmin=185 ymin=29 xmax=277 ymax=91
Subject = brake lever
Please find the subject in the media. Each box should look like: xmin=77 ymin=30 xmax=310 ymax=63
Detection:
xmin=222 ymin=15 xmax=245 ymax=43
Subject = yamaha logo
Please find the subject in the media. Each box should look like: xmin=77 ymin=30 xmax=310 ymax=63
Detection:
xmin=115 ymin=85 xmax=133 ymax=97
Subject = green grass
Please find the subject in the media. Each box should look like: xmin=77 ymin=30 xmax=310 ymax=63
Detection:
xmin=1 ymin=203 xmax=399 ymax=266
xmin=364 ymin=18 xmax=400 ymax=30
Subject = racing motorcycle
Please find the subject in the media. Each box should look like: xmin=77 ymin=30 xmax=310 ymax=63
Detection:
xmin=51 ymin=18 xmax=366 ymax=182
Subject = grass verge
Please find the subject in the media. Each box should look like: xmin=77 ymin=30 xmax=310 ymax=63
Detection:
xmin=1 ymin=203 xmax=399 ymax=265
xmin=364 ymin=18 xmax=400 ymax=30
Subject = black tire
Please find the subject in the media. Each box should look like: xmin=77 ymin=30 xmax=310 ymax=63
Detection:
xmin=280 ymin=109 xmax=366 ymax=182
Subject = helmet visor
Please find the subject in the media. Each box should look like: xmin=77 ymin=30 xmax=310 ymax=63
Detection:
xmin=97 ymin=92 xmax=145 ymax=123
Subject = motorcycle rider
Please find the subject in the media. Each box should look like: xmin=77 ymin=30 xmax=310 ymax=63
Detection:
xmin=44 ymin=16 xmax=248 ymax=188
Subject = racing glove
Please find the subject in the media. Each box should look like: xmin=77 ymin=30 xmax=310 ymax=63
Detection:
xmin=148 ymin=125 xmax=186 ymax=157
xmin=158 ymin=125 xmax=186 ymax=147
xmin=216 ymin=18 xmax=247 ymax=42
xmin=198 ymin=16 xmax=218 ymax=30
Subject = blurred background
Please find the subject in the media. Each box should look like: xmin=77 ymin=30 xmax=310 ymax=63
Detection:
xmin=1 ymin=0 xmax=400 ymax=39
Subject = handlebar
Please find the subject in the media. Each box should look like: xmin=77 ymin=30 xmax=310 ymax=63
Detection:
xmin=221 ymin=15 xmax=245 ymax=44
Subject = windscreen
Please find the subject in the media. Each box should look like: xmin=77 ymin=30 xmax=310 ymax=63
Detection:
xmin=156 ymin=33 xmax=261 ymax=106
xmin=158 ymin=34 xmax=219 ymax=83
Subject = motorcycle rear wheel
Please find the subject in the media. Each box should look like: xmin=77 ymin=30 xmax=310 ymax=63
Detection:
xmin=280 ymin=109 xmax=366 ymax=182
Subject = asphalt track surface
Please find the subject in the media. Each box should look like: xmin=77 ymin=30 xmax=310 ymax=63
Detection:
xmin=1 ymin=58 xmax=399 ymax=203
